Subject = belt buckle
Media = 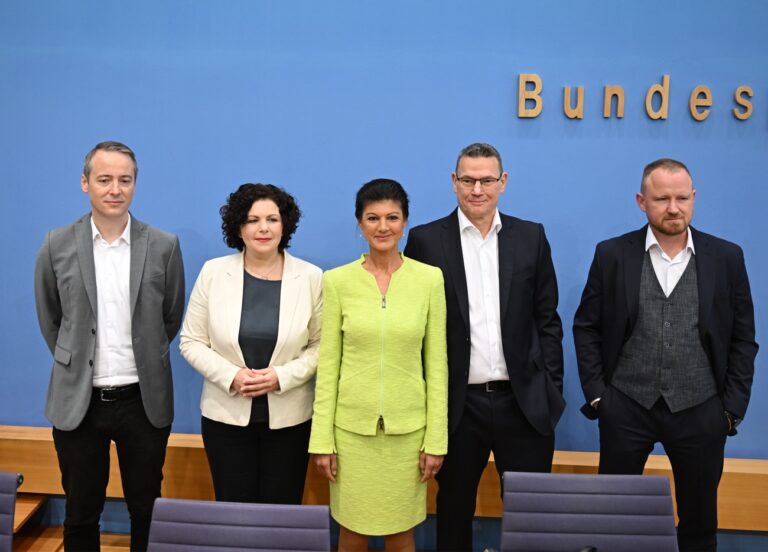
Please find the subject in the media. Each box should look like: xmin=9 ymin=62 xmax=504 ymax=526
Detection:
xmin=99 ymin=388 xmax=117 ymax=402
xmin=485 ymin=381 xmax=493 ymax=392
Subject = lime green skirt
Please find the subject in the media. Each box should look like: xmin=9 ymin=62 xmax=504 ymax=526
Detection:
xmin=330 ymin=425 xmax=426 ymax=536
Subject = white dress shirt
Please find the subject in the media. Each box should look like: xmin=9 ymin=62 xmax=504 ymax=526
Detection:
xmin=645 ymin=226 xmax=696 ymax=297
xmin=457 ymin=208 xmax=509 ymax=383
xmin=91 ymin=216 xmax=139 ymax=387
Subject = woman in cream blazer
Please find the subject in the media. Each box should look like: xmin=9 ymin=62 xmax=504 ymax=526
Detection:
xmin=181 ymin=183 xmax=322 ymax=504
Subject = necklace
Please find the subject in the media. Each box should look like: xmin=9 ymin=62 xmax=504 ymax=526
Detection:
xmin=245 ymin=256 xmax=282 ymax=280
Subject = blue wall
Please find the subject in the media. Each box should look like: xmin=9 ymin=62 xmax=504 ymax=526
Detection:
xmin=2 ymin=1 xmax=766 ymax=458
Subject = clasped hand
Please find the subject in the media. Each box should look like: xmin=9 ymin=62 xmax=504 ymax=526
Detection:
xmin=231 ymin=367 xmax=280 ymax=397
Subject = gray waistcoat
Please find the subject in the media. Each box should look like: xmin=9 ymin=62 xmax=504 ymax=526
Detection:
xmin=611 ymin=253 xmax=717 ymax=412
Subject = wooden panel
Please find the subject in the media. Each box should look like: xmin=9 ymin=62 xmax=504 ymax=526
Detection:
xmin=14 ymin=494 xmax=48 ymax=532
xmin=302 ymin=464 xmax=330 ymax=506
xmin=2 ymin=426 xmax=767 ymax=531
xmin=160 ymin=435 xmax=214 ymax=500
xmin=12 ymin=525 xmax=64 ymax=552
xmin=717 ymin=459 xmax=768 ymax=531
xmin=101 ymin=532 xmax=132 ymax=551
xmin=0 ymin=436 xmax=62 ymax=494
xmin=0 ymin=427 xmax=214 ymax=499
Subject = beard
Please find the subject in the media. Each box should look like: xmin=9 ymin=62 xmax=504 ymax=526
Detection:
xmin=651 ymin=217 xmax=688 ymax=237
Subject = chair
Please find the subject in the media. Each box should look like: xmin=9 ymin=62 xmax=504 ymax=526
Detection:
xmin=502 ymin=472 xmax=678 ymax=552
xmin=147 ymin=498 xmax=331 ymax=551
xmin=0 ymin=472 xmax=21 ymax=552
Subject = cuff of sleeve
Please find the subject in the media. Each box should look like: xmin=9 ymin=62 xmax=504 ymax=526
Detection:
xmin=224 ymin=368 xmax=241 ymax=397
xmin=272 ymin=365 xmax=287 ymax=395
xmin=308 ymin=444 xmax=337 ymax=455
xmin=421 ymin=436 xmax=448 ymax=456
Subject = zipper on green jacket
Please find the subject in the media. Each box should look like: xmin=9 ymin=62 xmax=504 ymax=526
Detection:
xmin=379 ymin=294 xmax=386 ymax=431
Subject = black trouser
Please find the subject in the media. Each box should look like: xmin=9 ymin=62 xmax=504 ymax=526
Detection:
xmin=201 ymin=416 xmax=311 ymax=504
xmin=53 ymin=388 xmax=170 ymax=552
xmin=436 ymin=388 xmax=555 ymax=552
xmin=598 ymin=387 xmax=729 ymax=552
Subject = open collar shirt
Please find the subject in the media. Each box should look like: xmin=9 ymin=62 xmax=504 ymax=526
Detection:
xmin=645 ymin=225 xmax=696 ymax=297
xmin=457 ymin=208 xmax=509 ymax=384
xmin=91 ymin=215 xmax=139 ymax=387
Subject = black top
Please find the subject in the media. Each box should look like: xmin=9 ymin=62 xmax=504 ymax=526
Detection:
xmin=238 ymin=272 xmax=281 ymax=424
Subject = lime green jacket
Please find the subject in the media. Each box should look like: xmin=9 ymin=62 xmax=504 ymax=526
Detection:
xmin=309 ymin=255 xmax=448 ymax=455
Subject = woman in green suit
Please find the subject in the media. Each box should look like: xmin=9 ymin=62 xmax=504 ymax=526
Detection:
xmin=309 ymin=179 xmax=448 ymax=552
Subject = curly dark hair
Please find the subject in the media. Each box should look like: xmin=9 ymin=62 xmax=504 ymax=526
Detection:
xmin=220 ymin=183 xmax=302 ymax=252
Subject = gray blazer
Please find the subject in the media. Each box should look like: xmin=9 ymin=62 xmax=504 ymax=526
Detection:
xmin=34 ymin=213 xmax=185 ymax=430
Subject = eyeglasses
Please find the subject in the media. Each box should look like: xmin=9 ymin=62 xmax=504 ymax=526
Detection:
xmin=456 ymin=175 xmax=502 ymax=188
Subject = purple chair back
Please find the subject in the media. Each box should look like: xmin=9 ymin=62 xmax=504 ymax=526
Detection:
xmin=147 ymin=498 xmax=330 ymax=551
xmin=0 ymin=472 xmax=20 ymax=552
xmin=502 ymin=472 xmax=678 ymax=552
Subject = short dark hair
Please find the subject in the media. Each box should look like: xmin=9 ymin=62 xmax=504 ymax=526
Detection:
xmin=83 ymin=141 xmax=138 ymax=179
xmin=641 ymin=158 xmax=692 ymax=192
xmin=355 ymin=179 xmax=409 ymax=221
xmin=220 ymin=183 xmax=302 ymax=252
xmin=455 ymin=143 xmax=504 ymax=173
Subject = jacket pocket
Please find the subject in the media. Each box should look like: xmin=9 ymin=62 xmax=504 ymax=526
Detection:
xmin=54 ymin=344 xmax=72 ymax=366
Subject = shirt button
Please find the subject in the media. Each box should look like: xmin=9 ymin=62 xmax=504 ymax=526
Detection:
xmin=664 ymin=322 xmax=671 ymax=327
xmin=89 ymin=360 xmax=94 ymax=366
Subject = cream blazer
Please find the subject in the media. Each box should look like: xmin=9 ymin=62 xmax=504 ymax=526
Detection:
xmin=180 ymin=251 xmax=322 ymax=429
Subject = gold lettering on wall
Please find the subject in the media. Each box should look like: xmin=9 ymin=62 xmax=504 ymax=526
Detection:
xmin=603 ymin=85 xmax=625 ymax=118
xmin=518 ymin=73 xmax=543 ymax=118
xmin=689 ymin=85 xmax=712 ymax=121
xmin=645 ymin=75 xmax=670 ymax=119
xmin=733 ymin=86 xmax=753 ymax=120
xmin=514 ymin=74 xmax=758 ymax=123
xmin=563 ymin=86 xmax=584 ymax=119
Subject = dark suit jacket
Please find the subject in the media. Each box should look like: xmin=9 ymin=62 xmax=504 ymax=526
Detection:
xmin=573 ymin=225 xmax=758 ymax=422
xmin=404 ymin=209 xmax=565 ymax=436
xmin=34 ymin=213 xmax=186 ymax=431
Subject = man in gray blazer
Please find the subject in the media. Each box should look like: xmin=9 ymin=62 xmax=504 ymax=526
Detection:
xmin=34 ymin=141 xmax=185 ymax=551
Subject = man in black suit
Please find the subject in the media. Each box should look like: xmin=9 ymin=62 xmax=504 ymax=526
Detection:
xmin=573 ymin=158 xmax=758 ymax=552
xmin=405 ymin=143 xmax=565 ymax=551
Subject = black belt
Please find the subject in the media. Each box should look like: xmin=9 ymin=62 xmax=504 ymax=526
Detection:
xmin=93 ymin=383 xmax=141 ymax=402
xmin=467 ymin=380 xmax=511 ymax=392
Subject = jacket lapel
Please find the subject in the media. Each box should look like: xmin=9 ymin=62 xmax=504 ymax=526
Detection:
xmin=622 ymin=227 xmax=646 ymax=328
xmin=75 ymin=214 xmax=98 ymax=318
xmin=129 ymin=217 xmax=148 ymax=317
xmin=271 ymin=252 xmax=299 ymax=363
xmin=442 ymin=210 xmax=470 ymax=331
xmin=497 ymin=215 xmax=515 ymax=323
xmin=228 ymin=253 xmax=246 ymax=364
xmin=692 ymin=227 xmax=714 ymax=333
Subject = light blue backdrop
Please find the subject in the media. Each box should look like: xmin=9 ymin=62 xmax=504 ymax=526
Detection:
xmin=2 ymin=1 xmax=766 ymax=458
